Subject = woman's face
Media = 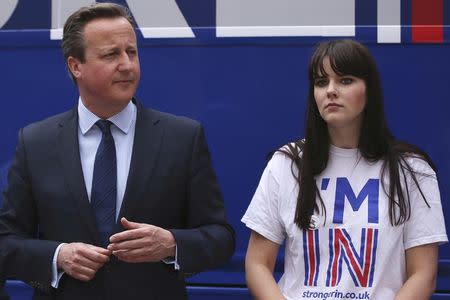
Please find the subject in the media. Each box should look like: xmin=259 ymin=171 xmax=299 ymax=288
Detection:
xmin=313 ymin=57 xmax=367 ymax=132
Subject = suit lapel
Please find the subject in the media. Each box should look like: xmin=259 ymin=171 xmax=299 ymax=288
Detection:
xmin=57 ymin=108 xmax=100 ymax=243
xmin=117 ymin=101 xmax=164 ymax=222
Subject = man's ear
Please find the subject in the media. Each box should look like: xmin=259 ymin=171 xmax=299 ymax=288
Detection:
xmin=67 ymin=56 xmax=82 ymax=79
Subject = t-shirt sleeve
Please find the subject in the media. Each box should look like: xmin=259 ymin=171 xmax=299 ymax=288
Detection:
xmin=403 ymin=158 xmax=448 ymax=249
xmin=242 ymin=155 xmax=285 ymax=244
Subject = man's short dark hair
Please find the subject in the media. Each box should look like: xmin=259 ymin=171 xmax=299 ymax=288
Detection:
xmin=61 ymin=2 xmax=135 ymax=82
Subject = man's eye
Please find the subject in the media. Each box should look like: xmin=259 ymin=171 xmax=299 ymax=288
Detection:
xmin=127 ymin=50 xmax=137 ymax=57
xmin=341 ymin=77 xmax=353 ymax=85
xmin=314 ymin=79 xmax=328 ymax=87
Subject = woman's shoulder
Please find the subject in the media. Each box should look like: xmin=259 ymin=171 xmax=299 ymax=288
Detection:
xmin=402 ymin=154 xmax=436 ymax=176
xmin=392 ymin=140 xmax=436 ymax=175
xmin=275 ymin=139 xmax=305 ymax=158
xmin=265 ymin=140 xmax=304 ymax=174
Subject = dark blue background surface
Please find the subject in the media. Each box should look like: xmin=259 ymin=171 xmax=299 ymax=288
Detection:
xmin=0 ymin=28 xmax=449 ymax=298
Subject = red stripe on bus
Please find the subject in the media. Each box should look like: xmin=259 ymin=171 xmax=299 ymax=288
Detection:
xmin=412 ymin=0 xmax=443 ymax=42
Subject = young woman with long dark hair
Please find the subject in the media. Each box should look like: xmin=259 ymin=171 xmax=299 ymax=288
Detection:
xmin=242 ymin=40 xmax=447 ymax=299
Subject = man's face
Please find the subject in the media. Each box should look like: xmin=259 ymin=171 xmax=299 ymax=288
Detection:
xmin=69 ymin=17 xmax=140 ymax=117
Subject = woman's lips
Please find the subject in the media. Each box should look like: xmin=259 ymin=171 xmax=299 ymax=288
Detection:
xmin=325 ymin=103 xmax=343 ymax=108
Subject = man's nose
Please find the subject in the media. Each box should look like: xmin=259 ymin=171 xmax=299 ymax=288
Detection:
xmin=118 ymin=53 xmax=133 ymax=71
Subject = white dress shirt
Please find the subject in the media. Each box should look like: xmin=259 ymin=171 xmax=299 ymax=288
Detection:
xmin=78 ymin=98 xmax=136 ymax=216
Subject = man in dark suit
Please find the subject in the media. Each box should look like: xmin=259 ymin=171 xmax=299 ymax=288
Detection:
xmin=0 ymin=3 xmax=234 ymax=299
xmin=0 ymin=165 xmax=10 ymax=300
xmin=0 ymin=279 xmax=9 ymax=300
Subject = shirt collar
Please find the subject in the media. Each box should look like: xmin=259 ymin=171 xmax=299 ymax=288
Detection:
xmin=78 ymin=97 xmax=136 ymax=135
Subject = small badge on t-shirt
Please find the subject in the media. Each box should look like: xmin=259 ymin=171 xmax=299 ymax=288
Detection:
xmin=309 ymin=215 xmax=320 ymax=230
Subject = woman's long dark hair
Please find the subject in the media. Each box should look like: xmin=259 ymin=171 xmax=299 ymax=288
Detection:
xmin=281 ymin=39 xmax=435 ymax=230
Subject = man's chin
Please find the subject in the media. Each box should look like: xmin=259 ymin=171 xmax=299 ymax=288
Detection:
xmin=113 ymin=87 xmax=137 ymax=99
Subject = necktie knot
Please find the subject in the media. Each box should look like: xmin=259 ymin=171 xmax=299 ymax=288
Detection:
xmin=96 ymin=120 xmax=113 ymax=136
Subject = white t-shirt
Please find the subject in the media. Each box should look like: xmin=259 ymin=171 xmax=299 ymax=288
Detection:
xmin=242 ymin=145 xmax=448 ymax=300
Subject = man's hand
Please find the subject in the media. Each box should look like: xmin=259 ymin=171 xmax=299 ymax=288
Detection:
xmin=107 ymin=217 xmax=176 ymax=263
xmin=57 ymin=243 xmax=111 ymax=282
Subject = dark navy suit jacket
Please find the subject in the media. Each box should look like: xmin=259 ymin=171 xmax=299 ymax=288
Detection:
xmin=0 ymin=280 xmax=8 ymax=300
xmin=0 ymin=99 xmax=235 ymax=300
xmin=0 ymin=162 xmax=10 ymax=300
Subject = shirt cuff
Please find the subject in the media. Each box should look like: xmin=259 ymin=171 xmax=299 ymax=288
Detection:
xmin=162 ymin=245 xmax=180 ymax=270
xmin=51 ymin=243 xmax=66 ymax=288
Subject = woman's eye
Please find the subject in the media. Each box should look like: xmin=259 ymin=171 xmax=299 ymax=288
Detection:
xmin=341 ymin=77 xmax=353 ymax=85
xmin=314 ymin=78 xmax=328 ymax=87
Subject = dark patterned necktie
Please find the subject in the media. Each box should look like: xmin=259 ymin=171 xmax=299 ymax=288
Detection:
xmin=91 ymin=120 xmax=117 ymax=247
